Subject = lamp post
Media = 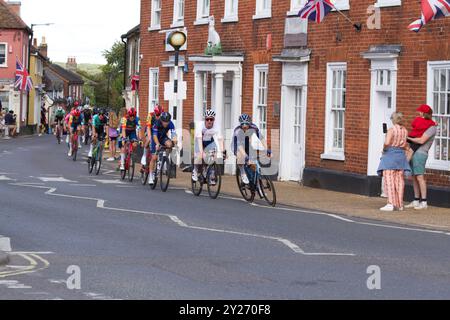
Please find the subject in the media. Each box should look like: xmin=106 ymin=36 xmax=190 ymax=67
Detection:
xmin=167 ymin=31 xmax=187 ymax=120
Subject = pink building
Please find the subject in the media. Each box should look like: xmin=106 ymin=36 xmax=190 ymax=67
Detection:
xmin=0 ymin=0 xmax=31 ymax=132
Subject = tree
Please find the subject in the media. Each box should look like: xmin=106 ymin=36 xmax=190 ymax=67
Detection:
xmin=101 ymin=41 xmax=125 ymax=112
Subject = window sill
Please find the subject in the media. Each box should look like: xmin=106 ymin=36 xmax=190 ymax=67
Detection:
xmin=253 ymin=12 xmax=272 ymax=20
xmin=426 ymin=162 xmax=450 ymax=172
xmin=320 ymin=152 xmax=345 ymax=161
xmin=170 ymin=21 xmax=185 ymax=28
xmin=331 ymin=5 xmax=350 ymax=11
xmin=287 ymin=10 xmax=301 ymax=17
xmin=0 ymin=65 xmax=7 ymax=68
xmin=194 ymin=18 xmax=209 ymax=26
xmin=148 ymin=25 xmax=161 ymax=31
xmin=221 ymin=16 xmax=239 ymax=23
xmin=374 ymin=0 xmax=402 ymax=8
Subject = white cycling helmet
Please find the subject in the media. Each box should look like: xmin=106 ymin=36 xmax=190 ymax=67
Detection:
xmin=204 ymin=109 xmax=216 ymax=119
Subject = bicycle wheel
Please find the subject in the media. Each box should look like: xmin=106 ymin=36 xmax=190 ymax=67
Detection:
xmin=95 ymin=146 xmax=102 ymax=176
xmin=207 ymin=163 xmax=222 ymax=199
xmin=191 ymin=170 xmax=203 ymax=197
xmin=150 ymin=168 xmax=158 ymax=190
xmin=128 ymin=157 xmax=135 ymax=182
xmin=140 ymin=167 xmax=149 ymax=185
xmin=72 ymin=137 xmax=78 ymax=162
xmin=88 ymin=152 xmax=95 ymax=174
xmin=160 ymin=156 xmax=171 ymax=192
xmin=56 ymin=128 xmax=61 ymax=144
xmin=236 ymin=166 xmax=254 ymax=202
xmin=259 ymin=175 xmax=277 ymax=207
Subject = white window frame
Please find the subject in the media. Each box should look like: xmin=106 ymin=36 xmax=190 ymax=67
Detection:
xmin=202 ymin=72 xmax=208 ymax=114
xmin=0 ymin=43 xmax=7 ymax=68
xmin=426 ymin=61 xmax=450 ymax=171
xmin=222 ymin=0 xmax=239 ymax=23
xmin=253 ymin=64 xmax=269 ymax=139
xmin=331 ymin=0 xmax=350 ymax=11
xmin=287 ymin=0 xmax=306 ymax=16
xmin=172 ymin=0 xmax=185 ymax=28
xmin=194 ymin=0 xmax=210 ymax=25
xmin=149 ymin=0 xmax=162 ymax=31
xmin=375 ymin=0 xmax=401 ymax=8
xmin=321 ymin=62 xmax=347 ymax=161
xmin=149 ymin=68 xmax=160 ymax=110
xmin=253 ymin=0 xmax=272 ymax=20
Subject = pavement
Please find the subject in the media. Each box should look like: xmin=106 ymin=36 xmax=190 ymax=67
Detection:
xmin=1 ymin=134 xmax=450 ymax=299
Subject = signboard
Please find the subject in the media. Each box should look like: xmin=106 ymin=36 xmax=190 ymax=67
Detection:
xmin=164 ymin=81 xmax=187 ymax=101
xmin=282 ymin=64 xmax=307 ymax=86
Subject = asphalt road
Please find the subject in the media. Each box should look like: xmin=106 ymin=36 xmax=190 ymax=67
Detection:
xmin=1 ymin=135 xmax=450 ymax=300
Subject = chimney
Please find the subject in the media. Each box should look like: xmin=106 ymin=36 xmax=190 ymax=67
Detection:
xmin=7 ymin=1 xmax=21 ymax=17
xmin=33 ymin=38 xmax=37 ymax=48
xmin=38 ymin=37 xmax=48 ymax=58
xmin=66 ymin=56 xmax=77 ymax=71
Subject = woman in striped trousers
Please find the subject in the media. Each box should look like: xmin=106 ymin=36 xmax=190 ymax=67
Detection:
xmin=377 ymin=112 xmax=412 ymax=212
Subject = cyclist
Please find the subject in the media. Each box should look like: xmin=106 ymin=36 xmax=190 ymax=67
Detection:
xmin=141 ymin=104 xmax=164 ymax=167
xmin=232 ymin=114 xmax=271 ymax=185
xmin=192 ymin=109 xmax=225 ymax=184
xmin=54 ymin=106 xmax=66 ymax=140
xmin=88 ymin=108 xmax=108 ymax=162
xmin=64 ymin=107 xmax=74 ymax=145
xmin=82 ymin=106 xmax=92 ymax=144
xmin=148 ymin=112 xmax=177 ymax=185
xmin=119 ymin=108 xmax=141 ymax=171
xmin=68 ymin=108 xmax=82 ymax=157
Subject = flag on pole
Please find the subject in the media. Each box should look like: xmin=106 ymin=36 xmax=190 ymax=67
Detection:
xmin=408 ymin=0 xmax=450 ymax=32
xmin=298 ymin=0 xmax=334 ymax=23
xmin=15 ymin=58 xmax=33 ymax=92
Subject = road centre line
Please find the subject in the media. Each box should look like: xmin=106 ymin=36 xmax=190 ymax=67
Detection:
xmin=9 ymin=182 xmax=354 ymax=257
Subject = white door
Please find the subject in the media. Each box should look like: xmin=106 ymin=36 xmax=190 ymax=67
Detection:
xmin=291 ymin=87 xmax=305 ymax=181
xmin=223 ymin=81 xmax=234 ymax=174
xmin=280 ymin=87 xmax=306 ymax=182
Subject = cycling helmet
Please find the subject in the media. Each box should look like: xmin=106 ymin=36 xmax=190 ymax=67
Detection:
xmin=98 ymin=108 xmax=105 ymax=115
xmin=128 ymin=108 xmax=137 ymax=117
xmin=204 ymin=109 xmax=216 ymax=119
xmin=57 ymin=106 xmax=63 ymax=111
xmin=239 ymin=114 xmax=252 ymax=125
xmin=74 ymin=101 xmax=79 ymax=107
xmin=153 ymin=105 xmax=164 ymax=116
xmin=92 ymin=107 xmax=99 ymax=115
xmin=160 ymin=112 xmax=172 ymax=122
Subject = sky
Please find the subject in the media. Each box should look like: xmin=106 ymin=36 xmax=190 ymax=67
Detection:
xmin=20 ymin=0 xmax=140 ymax=65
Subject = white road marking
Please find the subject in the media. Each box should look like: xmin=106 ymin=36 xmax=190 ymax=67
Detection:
xmin=0 ymin=175 xmax=13 ymax=181
xmin=10 ymin=183 xmax=354 ymax=257
xmin=36 ymin=177 xmax=77 ymax=183
xmin=70 ymin=184 xmax=97 ymax=187
xmin=49 ymin=279 xmax=66 ymax=284
xmin=93 ymin=179 xmax=125 ymax=185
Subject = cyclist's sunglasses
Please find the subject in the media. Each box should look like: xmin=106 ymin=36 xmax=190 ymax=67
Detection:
xmin=241 ymin=122 xmax=250 ymax=127
xmin=205 ymin=118 xmax=215 ymax=122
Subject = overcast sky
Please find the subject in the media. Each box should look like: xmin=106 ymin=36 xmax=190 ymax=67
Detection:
xmin=20 ymin=0 xmax=140 ymax=65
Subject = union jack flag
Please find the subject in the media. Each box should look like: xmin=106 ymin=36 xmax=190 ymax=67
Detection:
xmin=15 ymin=58 xmax=33 ymax=92
xmin=409 ymin=0 xmax=450 ymax=32
xmin=298 ymin=0 xmax=334 ymax=23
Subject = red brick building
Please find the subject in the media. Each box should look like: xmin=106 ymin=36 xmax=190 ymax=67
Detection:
xmin=138 ymin=0 xmax=450 ymax=206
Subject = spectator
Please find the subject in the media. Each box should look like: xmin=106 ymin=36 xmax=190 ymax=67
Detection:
xmin=377 ymin=112 xmax=411 ymax=212
xmin=106 ymin=111 xmax=120 ymax=161
xmin=4 ymin=110 xmax=17 ymax=137
xmin=406 ymin=107 xmax=438 ymax=211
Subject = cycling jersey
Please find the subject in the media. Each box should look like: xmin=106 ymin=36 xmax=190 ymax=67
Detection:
xmin=120 ymin=116 xmax=140 ymax=140
xmin=69 ymin=114 xmax=82 ymax=129
xmin=92 ymin=114 xmax=107 ymax=139
xmin=55 ymin=110 xmax=65 ymax=121
xmin=196 ymin=122 xmax=220 ymax=150
xmin=232 ymin=123 xmax=261 ymax=157
xmin=152 ymin=120 xmax=176 ymax=143
xmin=64 ymin=113 xmax=71 ymax=125
xmin=83 ymin=109 xmax=92 ymax=123
xmin=146 ymin=113 xmax=158 ymax=134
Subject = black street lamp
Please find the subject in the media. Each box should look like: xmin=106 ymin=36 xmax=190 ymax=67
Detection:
xmin=167 ymin=31 xmax=187 ymax=120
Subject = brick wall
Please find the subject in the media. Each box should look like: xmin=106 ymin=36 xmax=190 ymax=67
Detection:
xmin=306 ymin=0 xmax=450 ymax=188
